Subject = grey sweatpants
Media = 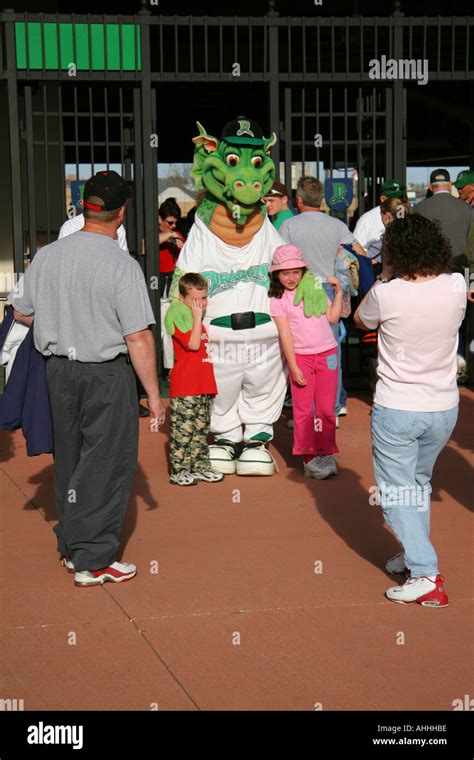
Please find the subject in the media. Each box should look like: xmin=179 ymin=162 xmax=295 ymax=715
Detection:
xmin=46 ymin=355 xmax=139 ymax=572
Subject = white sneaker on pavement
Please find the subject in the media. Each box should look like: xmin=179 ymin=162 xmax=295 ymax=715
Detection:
xmin=74 ymin=561 xmax=137 ymax=587
xmin=170 ymin=470 xmax=197 ymax=486
xmin=192 ymin=468 xmax=224 ymax=482
xmin=385 ymin=575 xmax=449 ymax=607
xmin=304 ymin=456 xmax=334 ymax=480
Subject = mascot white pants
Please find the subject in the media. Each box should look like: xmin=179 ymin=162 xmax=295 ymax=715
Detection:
xmin=176 ymin=214 xmax=287 ymax=474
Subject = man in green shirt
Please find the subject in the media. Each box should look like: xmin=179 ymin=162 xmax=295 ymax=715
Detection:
xmin=263 ymin=182 xmax=294 ymax=230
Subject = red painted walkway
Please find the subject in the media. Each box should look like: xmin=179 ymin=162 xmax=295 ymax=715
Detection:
xmin=1 ymin=390 xmax=472 ymax=711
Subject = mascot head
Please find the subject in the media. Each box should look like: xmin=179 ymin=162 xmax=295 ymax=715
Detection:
xmin=191 ymin=116 xmax=277 ymax=226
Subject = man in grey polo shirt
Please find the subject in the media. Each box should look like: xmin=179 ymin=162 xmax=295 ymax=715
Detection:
xmin=8 ymin=170 xmax=165 ymax=588
xmin=280 ymin=176 xmax=367 ymax=417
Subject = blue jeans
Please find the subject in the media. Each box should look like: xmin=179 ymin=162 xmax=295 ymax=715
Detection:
xmin=371 ymin=404 xmax=458 ymax=578
xmin=323 ymin=283 xmax=346 ymax=415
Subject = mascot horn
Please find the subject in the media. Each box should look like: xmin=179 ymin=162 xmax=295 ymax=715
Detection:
xmin=165 ymin=116 xmax=327 ymax=475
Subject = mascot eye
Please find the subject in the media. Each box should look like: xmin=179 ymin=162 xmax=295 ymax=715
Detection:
xmin=226 ymin=154 xmax=240 ymax=167
xmin=251 ymin=156 xmax=264 ymax=168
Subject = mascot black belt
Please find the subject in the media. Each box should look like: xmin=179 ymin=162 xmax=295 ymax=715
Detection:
xmin=210 ymin=312 xmax=271 ymax=330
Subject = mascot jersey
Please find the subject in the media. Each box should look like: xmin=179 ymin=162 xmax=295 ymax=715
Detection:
xmin=177 ymin=213 xmax=287 ymax=443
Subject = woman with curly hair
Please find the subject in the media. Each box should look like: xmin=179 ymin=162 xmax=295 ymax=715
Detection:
xmin=354 ymin=214 xmax=467 ymax=607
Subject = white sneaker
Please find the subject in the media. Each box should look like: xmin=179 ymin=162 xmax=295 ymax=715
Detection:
xmin=170 ymin=470 xmax=197 ymax=486
xmin=74 ymin=561 xmax=137 ymax=587
xmin=236 ymin=444 xmax=276 ymax=476
xmin=385 ymin=551 xmax=407 ymax=575
xmin=385 ymin=575 xmax=449 ymax=607
xmin=208 ymin=443 xmax=237 ymax=474
xmin=304 ymin=456 xmax=333 ymax=480
xmin=192 ymin=468 xmax=224 ymax=482
xmin=338 ymin=405 xmax=348 ymax=416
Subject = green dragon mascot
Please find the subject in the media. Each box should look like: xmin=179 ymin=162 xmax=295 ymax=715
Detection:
xmin=165 ymin=116 xmax=327 ymax=475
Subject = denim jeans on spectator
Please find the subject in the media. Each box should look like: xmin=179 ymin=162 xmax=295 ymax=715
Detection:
xmin=322 ymin=282 xmax=346 ymax=414
xmin=371 ymin=403 xmax=458 ymax=578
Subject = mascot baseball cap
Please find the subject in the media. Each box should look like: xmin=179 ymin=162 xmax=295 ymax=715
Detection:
xmin=221 ymin=116 xmax=266 ymax=147
xmin=270 ymin=244 xmax=309 ymax=272
xmin=454 ymin=170 xmax=474 ymax=189
xmin=380 ymin=180 xmax=406 ymax=198
xmin=83 ymin=170 xmax=130 ymax=212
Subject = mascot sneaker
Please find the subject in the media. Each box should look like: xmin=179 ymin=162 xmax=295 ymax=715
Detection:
xmin=60 ymin=556 xmax=75 ymax=573
xmin=209 ymin=442 xmax=237 ymax=475
xmin=385 ymin=551 xmax=408 ymax=575
xmin=236 ymin=444 xmax=276 ymax=476
xmin=385 ymin=575 xmax=449 ymax=607
xmin=74 ymin=561 xmax=137 ymax=588
xmin=192 ymin=468 xmax=224 ymax=482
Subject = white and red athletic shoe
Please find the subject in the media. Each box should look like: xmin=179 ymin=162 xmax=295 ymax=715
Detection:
xmin=74 ymin=562 xmax=137 ymax=588
xmin=385 ymin=575 xmax=449 ymax=607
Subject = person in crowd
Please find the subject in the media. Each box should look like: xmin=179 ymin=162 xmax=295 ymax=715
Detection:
xmin=354 ymin=180 xmax=407 ymax=253
xmin=59 ymin=178 xmax=129 ymax=253
xmin=263 ymin=182 xmax=295 ymax=230
xmin=354 ymin=215 xmax=466 ymax=607
xmin=280 ymin=176 xmax=367 ymax=422
xmin=415 ymin=169 xmax=474 ymax=268
xmin=415 ymin=169 xmax=474 ymax=381
xmin=159 ymin=201 xmax=185 ymax=299
xmin=8 ymin=170 xmax=164 ymax=587
xmin=366 ymin=196 xmax=412 ymax=269
xmin=169 ymin=273 xmax=223 ymax=487
xmin=269 ymin=245 xmax=342 ymax=480
xmin=454 ymin=170 xmax=474 ymax=207
xmin=59 ymin=173 xmax=149 ymax=417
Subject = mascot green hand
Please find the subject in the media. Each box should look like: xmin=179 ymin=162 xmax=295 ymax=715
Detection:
xmin=294 ymin=273 xmax=328 ymax=317
xmin=164 ymin=268 xmax=193 ymax=335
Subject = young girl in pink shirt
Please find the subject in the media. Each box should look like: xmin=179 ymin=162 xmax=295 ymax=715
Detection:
xmin=269 ymin=244 xmax=343 ymax=479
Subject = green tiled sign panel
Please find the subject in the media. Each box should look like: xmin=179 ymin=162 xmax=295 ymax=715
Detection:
xmin=15 ymin=22 xmax=142 ymax=71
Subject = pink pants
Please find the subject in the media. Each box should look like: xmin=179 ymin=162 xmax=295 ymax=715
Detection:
xmin=289 ymin=349 xmax=339 ymax=456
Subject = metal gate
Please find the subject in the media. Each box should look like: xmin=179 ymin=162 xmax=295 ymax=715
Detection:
xmin=283 ymin=85 xmax=406 ymax=219
xmin=18 ymin=83 xmax=148 ymax=258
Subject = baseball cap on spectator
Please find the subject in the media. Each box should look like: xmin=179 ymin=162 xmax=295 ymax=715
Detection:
xmin=380 ymin=180 xmax=406 ymax=198
xmin=269 ymin=244 xmax=309 ymax=272
xmin=430 ymin=168 xmax=451 ymax=183
xmin=83 ymin=170 xmax=130 ymax=212
xmin=453 ymin=170 xmax=474 ymax=189
xmin=264 ymin=182 xmax=290 ymax=198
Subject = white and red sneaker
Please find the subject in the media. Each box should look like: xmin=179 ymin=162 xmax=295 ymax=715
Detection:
xmin=74 ymin=562 xmax=137 ymax=588
xmin=385 ymin=575 xmax=449 ymax=607
xmin=60 ymin=556 xmax=75 ymax=573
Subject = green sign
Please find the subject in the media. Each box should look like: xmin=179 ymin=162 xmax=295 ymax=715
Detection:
xmin=15 ymin=22 xmax=141 ymax=71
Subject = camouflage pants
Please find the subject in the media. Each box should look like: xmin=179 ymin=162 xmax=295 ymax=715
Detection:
xmin=169 ymin=395 xmax=211 ymax=473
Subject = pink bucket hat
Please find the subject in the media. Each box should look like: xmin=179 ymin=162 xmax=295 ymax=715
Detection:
xmin=269 ymin=244 xmax=309 ymax=273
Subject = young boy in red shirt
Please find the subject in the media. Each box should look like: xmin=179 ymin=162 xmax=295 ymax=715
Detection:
xmin=169 ymin=273 xmax=224 ymax=486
